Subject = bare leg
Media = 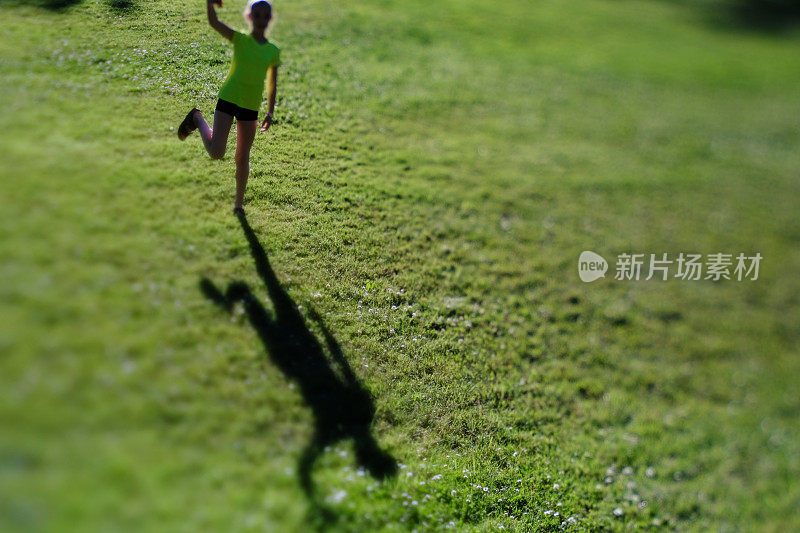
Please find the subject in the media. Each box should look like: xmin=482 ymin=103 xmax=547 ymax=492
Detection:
xmin=234 ymin=120 xmax=257 ymax=209
xmin=195 ymin=110 xmax=234 ymax=160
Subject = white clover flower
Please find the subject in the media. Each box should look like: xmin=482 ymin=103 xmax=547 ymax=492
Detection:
xmin=326 ymin=489 xmax=347 ymax=505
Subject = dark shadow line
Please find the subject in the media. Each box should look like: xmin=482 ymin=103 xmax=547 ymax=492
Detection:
xmin=658 ymin=0 xmax=800 ymax=33
xmin=726 ymin=0 xmax=800 ymax=31
xmin=0 ymin=0 xmax=138 ymax=12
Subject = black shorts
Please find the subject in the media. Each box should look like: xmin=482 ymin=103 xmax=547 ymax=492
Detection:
xmin=215 ymin=99 xmax=258 ymax=121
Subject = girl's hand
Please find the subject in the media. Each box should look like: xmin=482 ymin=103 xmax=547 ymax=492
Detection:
xmin=260 ymin=114 xmax=273 ymax=132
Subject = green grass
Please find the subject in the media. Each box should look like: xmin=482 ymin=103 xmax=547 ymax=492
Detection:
xmin=1 ymin=0 xmax=799 ymax=530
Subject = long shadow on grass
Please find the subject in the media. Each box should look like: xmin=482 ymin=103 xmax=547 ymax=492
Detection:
xmin=0 ymin=0 xmax=136 ymax=12
xmin=724 ymin=0 xmax=800 ymax=31
xmin=659 ymin=0 xmax=800 ymax=32
xmin=199 ymin=211 xmax=397 ymax=523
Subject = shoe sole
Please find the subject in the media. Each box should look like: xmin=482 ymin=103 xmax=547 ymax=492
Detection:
xmin=177 ymin=108 xmax=199 ymax=140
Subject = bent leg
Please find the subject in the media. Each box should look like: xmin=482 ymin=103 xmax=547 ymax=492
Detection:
xmin=234 ymin=120 xmax=257 ymax=209
xmin=195 ymin=110 xmax=234 ymax=160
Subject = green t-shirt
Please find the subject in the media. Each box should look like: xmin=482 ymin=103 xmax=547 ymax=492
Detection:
xmin=217 ymin=30 xmax=281 ymax=112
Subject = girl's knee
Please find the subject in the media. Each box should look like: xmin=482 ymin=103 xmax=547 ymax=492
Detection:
xmin=210 ymin=148 xmax=226 ymax=160
xmin=235 ymin=152 xmax=250 ymax=166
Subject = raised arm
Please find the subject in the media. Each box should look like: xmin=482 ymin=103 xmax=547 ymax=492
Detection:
xmin=207 ymin=0 xmax=234 ymax=41
xmin=260 ymin=65 xmax=278 ymax=132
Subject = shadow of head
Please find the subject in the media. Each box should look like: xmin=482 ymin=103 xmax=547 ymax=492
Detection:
xmin=309 ymin=386 xmax=398 ymax=480
xmin=353 ymin=430 xmax=398 ymax=480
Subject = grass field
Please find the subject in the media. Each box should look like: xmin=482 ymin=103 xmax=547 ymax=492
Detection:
xmin=1 ymin=0 xmax=799 ymax=530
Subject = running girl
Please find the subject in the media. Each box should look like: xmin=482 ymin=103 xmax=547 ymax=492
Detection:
xmin=177 ymin=0 xmax=281 ymax=214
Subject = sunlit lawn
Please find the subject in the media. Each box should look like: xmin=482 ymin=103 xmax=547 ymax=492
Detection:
xmin=1 ymin=0 xmax=799 ymax=530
